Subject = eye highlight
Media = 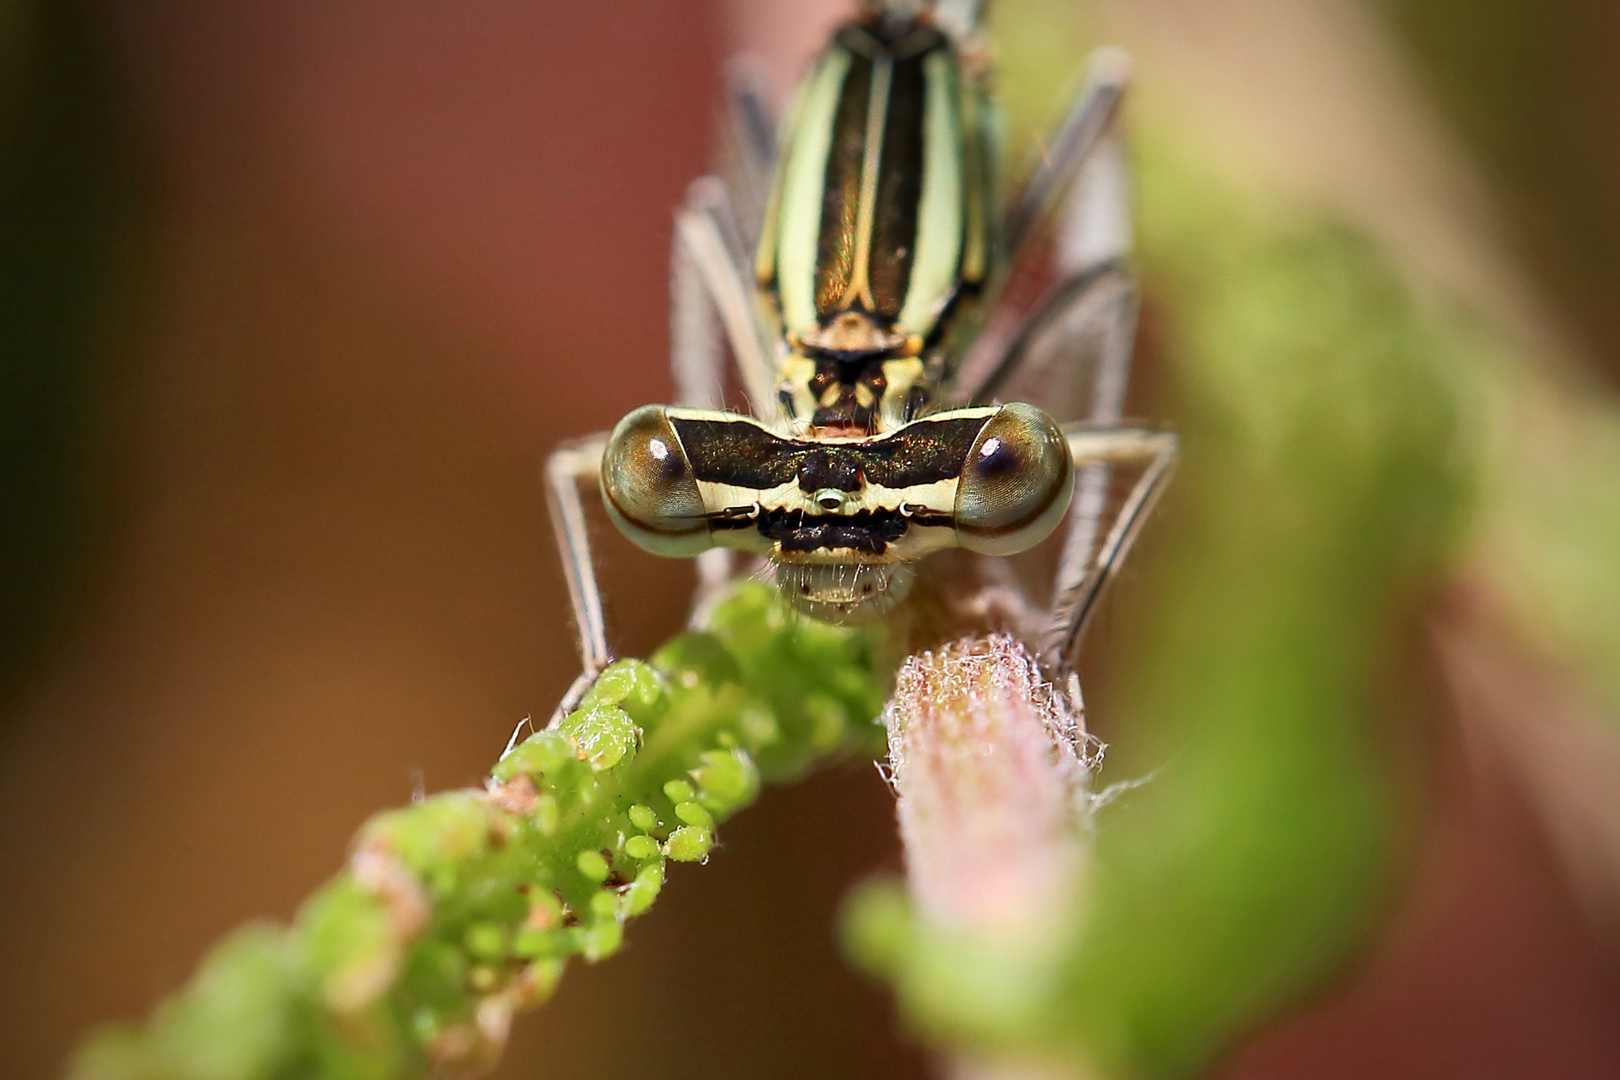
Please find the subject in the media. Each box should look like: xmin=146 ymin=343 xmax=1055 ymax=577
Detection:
xmin=953 ymin=403 xmax=1072 ymax=556
xmin=600 ymin=405 xmax=713 ymax=557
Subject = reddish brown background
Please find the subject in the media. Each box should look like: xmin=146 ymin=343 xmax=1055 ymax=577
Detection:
xmin=1 ymin=2 xmax=1618 ymax=1078
xmin=0 ymin=2 xmax=918 ymax=1076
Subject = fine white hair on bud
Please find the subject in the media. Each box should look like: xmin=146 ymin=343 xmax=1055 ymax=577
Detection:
xmin=883 ymin=635 xmax=1100 ymax=935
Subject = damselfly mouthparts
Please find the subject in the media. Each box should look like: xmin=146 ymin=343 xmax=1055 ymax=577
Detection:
xmin=548 ymin=0 xmax=1176 ymax=710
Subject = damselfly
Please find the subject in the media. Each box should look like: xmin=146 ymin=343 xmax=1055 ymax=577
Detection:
xmin=547 ymin=0 xmax=1176 ymax=711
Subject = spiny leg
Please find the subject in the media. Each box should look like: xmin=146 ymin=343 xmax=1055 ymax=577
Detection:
xmin=1004 ymin=47 xmax=1130 ymax=260
xmin=959 ymin=47 xmax=1156 ymax=679
xmin=966 ymin=260 xmax=1137 ymax=416
xmin=1058 ymin=118 xmax=1132 ymax=275
xmin=545 ymin=435 xmax=611 ymax=719
xmin=671 ymin=177 xmax=783 ymax=618
xmin=550 ymin=182 xmax=761 ymax=711
xmin=962 ymin=261 xmax=1141 ymax=633
xmin=543 ymin=171 xmax=773 ymax=719
xmin=716 ymin=56 xmax=777 ymax=254
xmin=673 ymin=176 xmax=778 ymax=412
xmin=670 ymin=187 xmax=727 ymax=412
xmin=1041 ymin=425 xmax=1178 ymax=673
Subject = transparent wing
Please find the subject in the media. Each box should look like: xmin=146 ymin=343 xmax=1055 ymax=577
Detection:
xmin=967 ymin=262 xmax=1137 ymax=426
xmin=714 ymin=57 xmax=777 ymax=260
xmin=986 ymin=425 xmax=1174 ymax=655
xmin=954 ymin=51 xmax=1133 ymax=426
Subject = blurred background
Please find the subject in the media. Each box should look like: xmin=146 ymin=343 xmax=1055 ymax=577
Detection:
xmin=2 ymin=1 xmax=1618 ymax=1078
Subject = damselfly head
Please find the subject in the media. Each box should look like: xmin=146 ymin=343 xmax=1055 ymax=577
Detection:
xmin=599 ymin=402 xmax=1073 ymax=624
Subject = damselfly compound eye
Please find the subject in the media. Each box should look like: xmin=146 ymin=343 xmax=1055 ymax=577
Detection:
xmin=600 ymin=405 xmax=713 ymax=557
xmin=954 ymin=403 xmax=1073 ymax=556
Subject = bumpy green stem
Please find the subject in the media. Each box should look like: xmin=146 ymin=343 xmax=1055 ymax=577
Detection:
xmin=70 ymin=582 xmax=888 ymax=1080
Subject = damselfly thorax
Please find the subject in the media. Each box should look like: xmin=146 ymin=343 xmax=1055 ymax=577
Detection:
xmin=549 ymin=2 xmax=1176 ymax=699
xmin=760 ymin=17 xmax=991 ymax=437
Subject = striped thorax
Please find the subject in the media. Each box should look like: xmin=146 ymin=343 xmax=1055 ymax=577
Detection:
xmin=758 ymin=16 xmax=993 ymax=437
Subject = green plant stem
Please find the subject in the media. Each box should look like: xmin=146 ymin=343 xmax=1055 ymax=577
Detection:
xmin=69 ymin=582 xmax=888 ymax=1080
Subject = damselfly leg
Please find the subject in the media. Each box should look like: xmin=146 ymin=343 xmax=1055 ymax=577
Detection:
xmin=956 ymin=49 xmax=1134 ymax=404
xmin=672 ymin=177 xmax=776 ymax=410
xmin=545 ymin=435 xmax=610 ymax=716
xmin=547 ymin=170 xmax=783 ymax=716
xmin=959 ymin=264 xmax=1178 ymax=674
xmin=958 ymin=49 xmax=1177 ymax=675
xmin=1048 ymin=425 xmax=1177 ymax=670
xmin=671 ymin=175 xmax=786 ymax=620
xmin=1003 ymin=48 xmax=1130 ymax=261
xmin=716 ymin=57 xmax=778 ymax=255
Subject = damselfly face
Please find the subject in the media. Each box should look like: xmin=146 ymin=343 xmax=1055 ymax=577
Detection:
xmin=598 ymin=8 xmax=1077 ymax=623
xmin=601 ymin=402 xmax=1072 ymax=622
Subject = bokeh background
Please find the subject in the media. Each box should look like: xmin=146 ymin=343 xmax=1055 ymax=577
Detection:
xmin=2 ymin=1 xmax=1618 ymax=1077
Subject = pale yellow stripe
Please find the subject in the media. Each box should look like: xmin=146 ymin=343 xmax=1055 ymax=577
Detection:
xmin=840 ymin=55 xmax=894 ymax=312
xmin=776 ymin=49 xmax=852 ymax=335
xmin=897 ymin=50 xmax=964 ymax=336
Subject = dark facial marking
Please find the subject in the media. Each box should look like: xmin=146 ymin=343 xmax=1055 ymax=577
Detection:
xmin=670 ymin=415 xmax=990 ymax=491
xmin=856 ymin=416 xmax=988 ymax=488
xmin=866 ymin=34 xmax=928 ymax=320
xmin=815 ymin=46 xmax=871 ymax=316
xmin=752 ymin=507 xmax=952 ymax=555
xmin=797 ymin=450 xmax=863 ymax=492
